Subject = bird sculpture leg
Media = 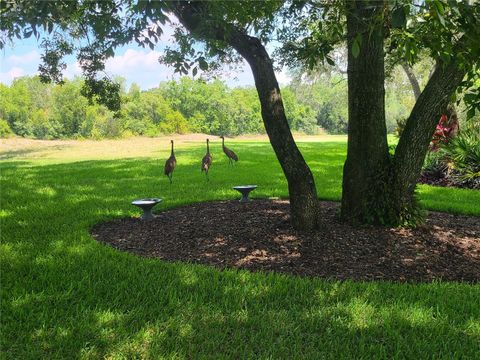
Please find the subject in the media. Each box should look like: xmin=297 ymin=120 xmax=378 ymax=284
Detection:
xmin=168 ymin=174 xmax=172 ymax=184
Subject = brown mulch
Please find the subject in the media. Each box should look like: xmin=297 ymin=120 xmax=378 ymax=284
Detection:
xmin=419 ymin=172 xmax=480 ymax=189
xmin=91 ymin=200 xmax=480 ymax=283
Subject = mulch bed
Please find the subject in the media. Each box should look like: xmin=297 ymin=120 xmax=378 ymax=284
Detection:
xmin=91 ymin=200 xmax=480 ymax=283
xmin=419 ymin=172 xmax=480 ymax=189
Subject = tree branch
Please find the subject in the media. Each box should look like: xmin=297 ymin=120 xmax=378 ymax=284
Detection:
xmin=393 ymin=61 xmax=465 ymax=194
xmin=401 ymin=63 xmax=421 ymax=100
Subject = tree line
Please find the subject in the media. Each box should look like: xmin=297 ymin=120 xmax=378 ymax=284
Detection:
xmin=1 ymin=70 xmax=423 ymax=139
xmin=0 ymin=75 xmax=312 ymax=139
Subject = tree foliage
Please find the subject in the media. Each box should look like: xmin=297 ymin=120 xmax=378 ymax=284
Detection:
xmin=277 ymin=0 xmax=480 ymax=118
xmin=0 ymin=75 xmax=323 ymax=139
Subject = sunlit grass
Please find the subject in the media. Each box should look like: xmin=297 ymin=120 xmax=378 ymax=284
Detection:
xmin=1 ymin=137 xmax=479 ymax=359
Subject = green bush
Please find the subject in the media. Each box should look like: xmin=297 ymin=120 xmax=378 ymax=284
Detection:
xmin=441 ymin=121 xmax=480 ymax=186
xmin=317 ymin=102 xmax=348 ymax=134
xmin=422 ymin=121 xmax=480 ymax=189
xmin=29 ymin=109 xmax=61 ymax=139
xmin=0 ymin=118 xmax=14 ymax=138
xmin=422 ymin=150 xmax=447 ymax=179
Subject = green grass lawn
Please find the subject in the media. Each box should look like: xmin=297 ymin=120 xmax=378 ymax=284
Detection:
xmin=1 ymin=137 xmax=479 ymax=359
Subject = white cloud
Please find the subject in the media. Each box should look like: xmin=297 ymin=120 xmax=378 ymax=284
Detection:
xmin=0 ymin=45 xmax=282 ymax=89
xmin=6 ymin=50 xmax=41 ymax=65
xmin=105 ymin=48 xmax=162 ymax=72
xmin=102 ymin=48 xmax=177 ymax=89
xmin=0 ymin=67 xmax=27 ymax=84
xmin=275 ymin=69 xmax=292 ymax=86
xmin=63 ymin=61 xmax=82 ymax=79
xmin=0 ymin=18 xmax=288 ymax=89
xmin=219 ymin=62 xmax=291 ymax=87
xmin=0 ymin=50 xmax=41 ymax=84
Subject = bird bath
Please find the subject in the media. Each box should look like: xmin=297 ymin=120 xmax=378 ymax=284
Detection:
xmin=131 ymin=198 xmax=162 ymax=220
xmin=233 ymin=185 xmax=257 ymax=202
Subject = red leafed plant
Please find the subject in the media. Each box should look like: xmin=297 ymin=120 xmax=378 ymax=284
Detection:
xmin=431 ymin=113 xmax=458 ymax=150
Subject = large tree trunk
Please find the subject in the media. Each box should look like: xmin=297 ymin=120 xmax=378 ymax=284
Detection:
xmin=172 ymin=1 xmax=320 ymax=229
xmin=341 ymin=0 xmax=391 ymax=224
xmin=342 ymin=1 xmax=466 ymax=226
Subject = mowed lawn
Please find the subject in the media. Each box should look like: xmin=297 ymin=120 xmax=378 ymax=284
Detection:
xmin=1 ymin=136 xmax=479 ymax=359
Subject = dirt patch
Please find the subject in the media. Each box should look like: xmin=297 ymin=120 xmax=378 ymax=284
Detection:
xmin=91 ymin=200 xmax=480 ymax=282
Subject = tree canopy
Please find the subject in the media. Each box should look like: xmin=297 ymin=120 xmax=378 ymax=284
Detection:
xmin=276 ymin=0 xmax=479 ymax=117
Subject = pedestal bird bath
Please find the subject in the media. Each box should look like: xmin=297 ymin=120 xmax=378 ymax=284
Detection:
xmin=131 ymin=198 xmax=162 ymax=220
xmin=233 ymin=185 xmax=257 ymax=202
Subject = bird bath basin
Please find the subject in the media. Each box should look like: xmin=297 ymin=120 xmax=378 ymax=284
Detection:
xmin=233 ymin=185 xmax=257 ymax=202
xmin=131 ymin=198 xmax=162 ymax=220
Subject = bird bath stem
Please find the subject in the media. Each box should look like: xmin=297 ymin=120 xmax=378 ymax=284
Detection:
xmin=131 ymin=198 xmax=162 ymax=220
xmin=233 ymin=185 xmax=257 ymax=202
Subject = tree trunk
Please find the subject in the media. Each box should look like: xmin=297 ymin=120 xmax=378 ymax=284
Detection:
xmin=172 ymin=1 xmax=320 ymax=230
xmin=342 ymin=1 xmax=466 ymax=226
xmin=341 ymin=0 xmax=391 ymax=224
xmin=391 ymin=62 xmax=465 ymax=218
xmin=401 ymin=63 xmax=421 ymax=100
xmin=229 ymin=35 xmax=320 ymax=230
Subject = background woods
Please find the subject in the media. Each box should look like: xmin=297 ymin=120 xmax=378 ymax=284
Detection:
xmin=1 ymin=66 xmax=467 ymax=140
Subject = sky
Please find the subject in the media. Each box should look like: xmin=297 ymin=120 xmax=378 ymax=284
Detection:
xmin=0 ymin=22 xmax=291 ymax=90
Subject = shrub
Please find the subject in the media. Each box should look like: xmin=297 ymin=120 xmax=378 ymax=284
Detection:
xmin=422 ymin=151 xmax=447 ymax=179
xmin=421 ymin=121 xmax=480 ymax=189
xmin=29 ymin=109 xmax=61 ymax=139
xmin=431 ymin=114 xmax=459 ymax=150
xmin=395 ymin=118 xmax=407 ymax=138
xmin=0 ymin=118 xmax=14 ymax=138
xmin=317 ymin=102 xmax=348 ymax=134
xmin=441 ymin=121 xmax=480 ymax=188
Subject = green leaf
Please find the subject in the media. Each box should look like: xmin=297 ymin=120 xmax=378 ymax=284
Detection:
xmin=326 ymin=57 xmax=335 ymax=66
xmin=352 ymin=38 xmax=360 ymax=58
xmin=198 ymin=58 xmax=208 ymax=71
xmin=355 ymin=33 xmax=362 ymax=46
xmin=433 ymin=0 xmax=445 ymax=15
xmin=466 ymin=108 xmax=476 ymax=119
xmin=464 ymin=93 xmax=476 ymax=103
xmin=437 ymin=12 xmax=446 ymax=27
xmin=192 ymin=67 xmax=198 ymax=77
xmin=450 ymin=91 xmax=457 ymax=103
xmin=392 ymin=6 xmax=407 ymax=28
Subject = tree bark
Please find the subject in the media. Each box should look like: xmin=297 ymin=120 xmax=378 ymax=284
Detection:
xmin=342 ymin=1 xmax=466 ymax=226
xmin=341 ymin=0 xmax=391 ymax=224
xmin=391 ymin=62 xmax=465 ymax=214
xmin=401 ymin=63 xmax=421 ymax=100
xmin=171 ymin=1 xmax=320 ymax=229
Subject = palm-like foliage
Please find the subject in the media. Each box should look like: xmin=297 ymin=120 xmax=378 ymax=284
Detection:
xmin=421 ymin=120 xmax=480 ymax=189
xmin=441 ymin=121 xmax=480 ymax=181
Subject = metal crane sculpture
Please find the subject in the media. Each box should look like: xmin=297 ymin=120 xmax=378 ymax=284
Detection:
xmin=201 ymin=138 xmax=213 ymax=181
xmin=220 ymin=135 xmax=238 ymax=166
xmin=164 ymin=140 xmax=176 ymax=184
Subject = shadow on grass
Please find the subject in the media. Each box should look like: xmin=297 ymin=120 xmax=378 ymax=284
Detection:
xmin=2 ymin=240 xmax=479 ymax=358
xmin=1 ymin=142 xmax=479 ymax=358
xmin=0 ymin=144 xmax=71 ymax=160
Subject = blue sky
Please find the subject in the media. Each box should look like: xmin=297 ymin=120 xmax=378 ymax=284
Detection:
xmin=0 ymin=22 xmax=291 ymax=90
